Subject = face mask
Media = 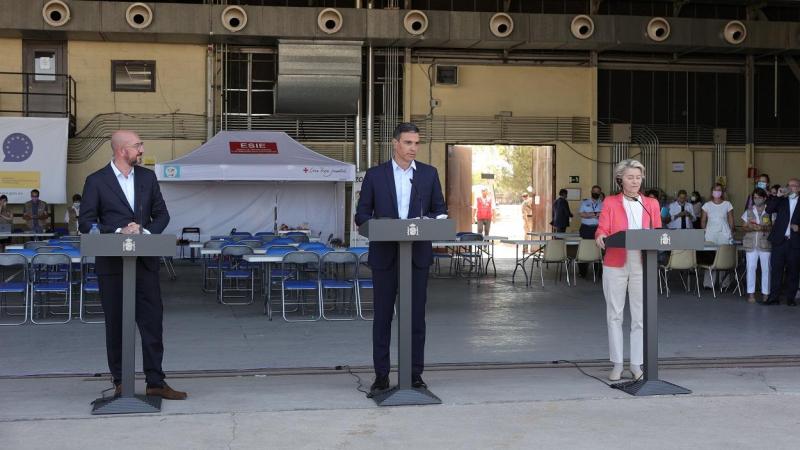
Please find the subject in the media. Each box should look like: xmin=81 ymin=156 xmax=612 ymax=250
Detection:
xmin=73 ymin=201 xmax=80 ymax=208
xmin=712 ymin=191 xmax=723 ymax=199
xmin=753 ymin=198 xmax=765 ymax=206
xmin=690 ymin=196 xmax=697 ymax=202
xmin=790 ymin=192 xmax=798 ymax=200
xmin=756 ymin=181 xmax=768 ymax=189
xmin=591 ymin=193 xmax=600 ymax=200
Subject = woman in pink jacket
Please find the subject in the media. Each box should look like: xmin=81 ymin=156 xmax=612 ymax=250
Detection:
xmin=595 ymin=159 xmax=662 ymax=381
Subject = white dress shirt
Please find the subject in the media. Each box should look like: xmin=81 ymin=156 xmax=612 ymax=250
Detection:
xmin=786 ymin=195 xmax=798 ymax=237
xmin=667 ymin=200 xmax=696 ymax=229
xmin=392 ymin=159 xmax=416 ymax=220
xmin=110 ymin=161 xmax=149 ymax=234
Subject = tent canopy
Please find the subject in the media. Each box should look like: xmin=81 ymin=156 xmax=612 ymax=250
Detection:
xmin=154 ymin=131 xmax=353 ymax=241
xmin=156 ymin=131 xmax=354 ymax=182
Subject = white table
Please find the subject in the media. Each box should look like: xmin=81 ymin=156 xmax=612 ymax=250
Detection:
xmin=501 ymin=239 xmax=579 ymax=285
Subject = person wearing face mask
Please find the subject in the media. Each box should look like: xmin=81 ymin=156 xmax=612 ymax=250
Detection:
xmin=0 ymin=194 xmax=13 ymax=250
xmin=745 ymin=174 xmax=771 ymax=210
xmin=22 ymin=189 xmax=49 ymax=233
xmin=690 ymin=191 xmax=703 ymax=229
xmin=741 ymin=188 xmax=773 ymax=303
xmin=763 ymin=178 xmax=800 ymax=306
xmin=577 ymin=185 xmax=603 ymax=277
xmin=701 ymin=184 xmax=735 ymax=289
xmin=65 ymin=194 xmax=81 ymax=235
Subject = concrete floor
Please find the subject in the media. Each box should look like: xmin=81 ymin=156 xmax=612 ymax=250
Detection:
xmin=1 ymin=259 xmax=798 ymax=377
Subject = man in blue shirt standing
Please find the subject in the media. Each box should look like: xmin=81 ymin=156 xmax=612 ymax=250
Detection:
xmin=577 ymin=184 xmax=603 ymax=277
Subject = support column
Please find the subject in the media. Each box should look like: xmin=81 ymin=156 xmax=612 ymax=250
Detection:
xmin=610 ymin=123 xmax=631 ymax=193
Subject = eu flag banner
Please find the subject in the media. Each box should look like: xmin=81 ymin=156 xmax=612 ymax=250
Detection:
xmin=0 ymin=117 xmax=68 ymax=204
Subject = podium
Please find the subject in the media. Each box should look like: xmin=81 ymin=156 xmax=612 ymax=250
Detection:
xmin=605 ymin=229 xmax=704 ymax=396
xmin=81 ymin=233 xmax=176 ymax=414
xmin=359 ymin=218 xmax=455 ymax=406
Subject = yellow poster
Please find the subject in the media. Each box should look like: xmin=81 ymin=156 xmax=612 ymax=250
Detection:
xmin=0 ymin=171 xmax=41 ymax=188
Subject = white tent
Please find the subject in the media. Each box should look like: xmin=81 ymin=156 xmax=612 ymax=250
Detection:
xmin=155 ymin=131 xmax=355 ymax=241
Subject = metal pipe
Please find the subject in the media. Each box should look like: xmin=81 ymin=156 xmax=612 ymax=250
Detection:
xmin=366 ymin=45 xmax=374 ymax=167
xmin=355 ymin=93 xmax=362 ymax=171
xmin=774 ymin=55 xmax=778 ymax=118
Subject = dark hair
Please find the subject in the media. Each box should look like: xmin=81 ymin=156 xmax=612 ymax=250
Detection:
xmin=591 ymin=185 xmax=601 ymax=191
xmin=758 ymin=173 xmax=770 ymax=182
xmin=392 ymin=122 xmax=420 ymax=140
xmin=72 ymin=194 xmax=82 ymax=202
xmin=676 ymin=189 xmax=688 ymax=197
xmin=771 ymin=184 xmax=781 ymax=191
xmin=0 ymin=194 xmax=7 ymax=201
xmin=646 ymin=189 xmax=660 ymax=198
xmin=711 ymin=183 xmax=725 ymax=192
xmin=558 ymin=189 xmax=568 ymax=197
xmin=752 ymin=187 xmax=768 ymax=198
xmin=31 ymin=189 xmax=40 ymax=196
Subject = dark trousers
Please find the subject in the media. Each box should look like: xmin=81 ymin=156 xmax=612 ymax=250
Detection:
xmin=98 ymin=263 xmax=165 ymax=386
xmin=578 ymin=224 xmax=598 ymax=276
xmin=552 ymin=226 xmax=566 ymax=233
xmin=768 ymin=239 xmax=800 ymax=302
xmin=372 ymin=265 xmax=429 ymax=377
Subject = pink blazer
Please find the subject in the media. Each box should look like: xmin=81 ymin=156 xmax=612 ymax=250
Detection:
xmin=595 ymin=193 xmax=663 ymax=267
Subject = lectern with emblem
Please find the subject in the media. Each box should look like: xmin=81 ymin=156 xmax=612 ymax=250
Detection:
xmin=81 ymin=233 xmax=176 ymax=414
xmin=605 ymin=229 xmax=705 ymax=396
xmin=359 ymin=218 xmax=455 ymax=406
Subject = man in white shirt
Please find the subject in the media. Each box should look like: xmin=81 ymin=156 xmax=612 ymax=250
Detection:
xmin=667 ymin=190 xmax=697 ymax=230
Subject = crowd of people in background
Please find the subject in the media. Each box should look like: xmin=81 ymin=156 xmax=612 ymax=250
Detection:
xmin=548 ymin=172 xmax=800 ymax=306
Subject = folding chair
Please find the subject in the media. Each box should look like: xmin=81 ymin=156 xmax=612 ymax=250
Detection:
xmin=0 ymin=253 xmax=29 ymax=325
xmin=535 ymin=239 xmax=570 ymax=287
xmin=263 ymin=245 xmax=296 ymax=319
xmin=287 ymin=234 xmax=310 ymax=244
xmin=79 ymin=256 xmax=104 ymax=323
xmin=659 ymin=250 xmax=700 ymax=298
xmin=571 ymin=239 xmax=602 ymax=285
xmin=24 ymin=241 xmax=50 ymax=250
xmin=202 ymin=240 xmax=227 ymax=293
xmin=30 ymin=253 xmax=72 ymax=324
xmin=218 ymin=245 xmax=255 ymax=305
xmin=320 ymin=251 xmax=358 ymax=320
xmin=699 ymin=245 xmax=741 ymax=298
xmin=280 ymin=251 xmax=322 ymax=322
xmin=455 ymin=233 xmax=484 ymax=279
xmin=355 ymin=251 xmax=373 ymax=320
xmin=178 ymin=227 xmax=201 ymax=259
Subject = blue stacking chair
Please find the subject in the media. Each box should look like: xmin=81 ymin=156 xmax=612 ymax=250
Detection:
xmin=79 ymin=256 xmax=104 ymax=324
xmin=218 ymin=245 xmax=255 ymax=305
xmin=270 ymin=237 xmax=294 ymax=246
xmin=355 ymin=251 xmax=373 ymax=320
xmin=280 ymin=251 xmax=322 ymax=322
xmin=263 ymin=245 xmax=296 ymax=318
xmin=30 ymin=253 xmax=72 ymax=325
xmin=0 ymin=253 xmax=29 ymax=326
xmin=320 ymin=251 xmax=358 ymax=321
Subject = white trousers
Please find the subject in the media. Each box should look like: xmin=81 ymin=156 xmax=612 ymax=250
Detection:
xmin=745 ymin=250 xmax=770 ymax=295
xmin=602 ymin=250 xmax=643 ymax=365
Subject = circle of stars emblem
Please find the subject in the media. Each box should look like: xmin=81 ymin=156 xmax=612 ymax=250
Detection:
xmin=3 ymin=133 xmax=33 ymax=162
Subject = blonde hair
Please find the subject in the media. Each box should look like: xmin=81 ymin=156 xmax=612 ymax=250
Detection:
xmin=613 ymin=159 xmax=646 ymax=183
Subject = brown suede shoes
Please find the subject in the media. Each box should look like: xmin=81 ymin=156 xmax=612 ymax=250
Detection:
xmin=114 ymin=384 xmax=122 ymax=397
xmin=145 ymin=383 xmax=188 ymax=400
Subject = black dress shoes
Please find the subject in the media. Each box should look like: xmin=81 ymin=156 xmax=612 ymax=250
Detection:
xmin=368 ymin=375 xmax=390 ymax=397
xmin=761 ymin=297 xmax=780 ymax=305
xmin=412 ymin=375 xmax=427 ymax=389
xmin=788 ymin=299 xmax=797 ymax=307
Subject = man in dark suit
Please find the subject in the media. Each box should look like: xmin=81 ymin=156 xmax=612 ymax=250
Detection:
xmin=79 ymin=130 xmax=187 ymax=399
xmin=764 ymin=178 xmax=800 ymax=306
xmin=355 ymin=122 xmax=447 ymax=396
xmin=550 ymin=188 xmax=572 ymax=233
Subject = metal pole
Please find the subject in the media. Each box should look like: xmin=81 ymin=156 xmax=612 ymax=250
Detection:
xmin=367 ymin=45 xmax=374 ymax=167
xmin=355 ymin=96 xmax=362 ymax=171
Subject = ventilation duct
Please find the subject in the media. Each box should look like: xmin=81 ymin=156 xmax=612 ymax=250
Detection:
xmin=276 ymin=41 xmax=362 ymax=115
xmin=646 ymin=17 xmax=671 ymax=42
xmin=723 ymin=20 xmax=747 ymax=45
xmin=570 ymin=15 xmax=595 ymax=40
xmin=317 ymin=8 xmax=343 ymax=35
xmin=221 ymin=5 xmax=247 ymax=33
xmin=489 ymin=13 xmax=514 ymax=38
xmin=42 ymin=0 xmax=71 ymax=27
xmin=403 ymin=10 xmax=429 ymax=36
xmin=126 ymin=3 xmax=153 ymax=30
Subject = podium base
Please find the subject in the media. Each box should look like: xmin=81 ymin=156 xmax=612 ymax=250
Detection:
xmin=91 ymin=394 xmax=162 ymax=415
xmin=371 ymin=386 xmax=442 ymax=406
xmin=611 ymin=378 xmax=691 ymax=396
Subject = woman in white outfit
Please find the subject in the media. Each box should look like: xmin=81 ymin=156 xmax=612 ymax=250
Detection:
xmin=741 ymin=188 xmax=772 ymax=303
xmin=595 ymin=159 xmax=662 ymax=382
xmin=701 ymin=183 xmax=735 ymax=288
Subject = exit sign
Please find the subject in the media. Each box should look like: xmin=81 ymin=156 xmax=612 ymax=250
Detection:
xmin=570 ymin=176 xmax=580 ymax=183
